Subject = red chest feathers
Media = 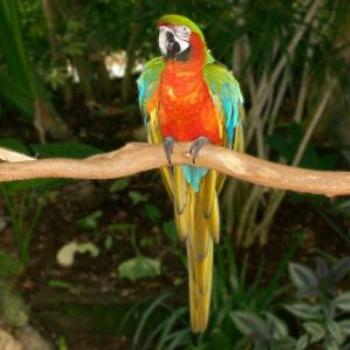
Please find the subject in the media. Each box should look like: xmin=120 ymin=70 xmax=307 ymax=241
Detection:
xmin=158 ymin=67 xmax=221 ymax=144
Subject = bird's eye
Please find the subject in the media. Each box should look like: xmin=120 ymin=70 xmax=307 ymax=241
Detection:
xmin=179 ymin=26 xmax=190 ymax=34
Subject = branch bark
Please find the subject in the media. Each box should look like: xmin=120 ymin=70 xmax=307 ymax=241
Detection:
xmin=0 ymin=143 xmax=349 ymax=197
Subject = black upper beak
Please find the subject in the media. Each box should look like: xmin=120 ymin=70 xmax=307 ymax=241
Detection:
xmin=165 ymin=31 xmax=181 ymax=58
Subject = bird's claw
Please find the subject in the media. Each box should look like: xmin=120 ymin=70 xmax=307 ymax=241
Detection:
xmin=164 ymin=137 xmax=175 ymax=166
xmin=189 ymin=136 xmax=210 ymax=164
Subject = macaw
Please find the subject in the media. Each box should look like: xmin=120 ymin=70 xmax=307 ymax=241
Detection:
xmin=137 ymin=14 xmax=244 ymax=332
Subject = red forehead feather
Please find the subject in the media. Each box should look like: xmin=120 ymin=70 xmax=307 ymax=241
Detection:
xmin=157 ymin=21 xmax=170 ymax=27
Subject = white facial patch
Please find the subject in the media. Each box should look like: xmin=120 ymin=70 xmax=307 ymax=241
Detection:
xmin=158 ymin=25 xmax=191 ymax=57
xmin=174 ymin=25 xmax=191 ymax=42
xmin=158 ymin=26 xmax=170 ymax=56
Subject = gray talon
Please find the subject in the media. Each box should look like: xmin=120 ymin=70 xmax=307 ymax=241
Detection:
xmin=164 ymin=137 xmax=175 ymax=166
xmin=189 ymin=136 xmax=210 ymax=164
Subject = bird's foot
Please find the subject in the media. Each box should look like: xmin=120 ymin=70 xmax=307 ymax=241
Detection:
xmin=189 ymin=136 xmax=210 ymax=164
xmin=164 ymin=136 xmax=175 ymax=166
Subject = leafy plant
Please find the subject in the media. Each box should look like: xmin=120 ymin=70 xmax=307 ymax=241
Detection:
xmin=0 ymin=185 xmax=46 ymax=266
xmin=231 ymin=311 xmax=304 ymax=350
xmin=0 ymin=139 xmax=102 ymax=266
xmin=0 ymin=282 xmax=29 ymax=328
xmin=118 ymin=256 xmax=161 ymax=281
xmin=76 ymin=210 xmax=103 ymax=230
xmin=0 ymin=0 xmax=67 ymax=140
xmin=0 ymin=250 xmax=21 ymax=279
xmin=48 ymin=279 xmax=81 ymax=295
xmin=119 ymin=233 xmax=302 ymax=349
xmin=285 ymin=257 xmax=350 ymax=349
xmin=109 ymin=178 xmax=130 ymax=193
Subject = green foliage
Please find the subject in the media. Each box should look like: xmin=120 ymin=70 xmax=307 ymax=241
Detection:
xmin=0 ymin=0 xmax=52 ymax=118
xmin=48 ymin=279 xmax=81 ymax=295
xmin=0 ymin=282 xmax=29 ymax=328
xmin=76 ymin=210 xmax=103 ymax=230
xmin=128 ymin=191 xmax=148 ymax=205
xmin=231 ymin=311 xmax=298 ymax=350
xmin=31 ymin=142 xmax=101 ymax=159
xmin=118 ymin=256 xmax=161 ymax=282
xmin=144 ymin=203 xmax=162 ymax=223
xmin=57 ymin=336 xmax=69 ymax=350
xmin=267 ymin=123 xmax=339 ymax=169
xmin=109 ymin=178 xmax=130 ymax=193
xmin=0 ymin=185 xmax=46 ymax=266
xmin=0 ymin=139 xmax=102 ymax=266
xmin=0 ymin=251 xmax=21 ymax=279
xmin=120 ymin=234 xmax=301 ymax=349
xmin=285 ymin=257 xmax=350 ymax=348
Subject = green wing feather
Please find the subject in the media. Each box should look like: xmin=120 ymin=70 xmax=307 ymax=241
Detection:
xmin=137 ymin=57 xmax=164 ymax=123
xmin=203 ymin=62 xmax=244 ymax=151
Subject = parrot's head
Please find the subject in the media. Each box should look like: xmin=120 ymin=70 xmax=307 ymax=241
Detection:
xmin=157 ymin=14 xmax=209 ymax=62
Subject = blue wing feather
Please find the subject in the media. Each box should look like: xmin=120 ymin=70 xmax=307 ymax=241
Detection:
xmin=204 ymin=63 xmax=244 ymax=147
xmin=137 ymin=57 xmax=165 ymax=125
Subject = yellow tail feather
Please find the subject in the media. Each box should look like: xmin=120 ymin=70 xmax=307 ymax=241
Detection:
xmin=172 ymin=171 xmax=219 ymax=333
xmin=160 ymin=161 xmax=225 ymax=332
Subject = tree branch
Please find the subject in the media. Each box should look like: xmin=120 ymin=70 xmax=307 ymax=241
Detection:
xmin=0 ymin=143 xmax=349 ymax=197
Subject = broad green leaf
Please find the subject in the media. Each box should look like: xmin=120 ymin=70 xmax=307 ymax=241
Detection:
xmin=303 ymin=321 xmax=326 ymax=343
xmin=128 ymin=191 xmax=148 ymax=205
xmin=162 ymin=220 xmax=177 ymax=242
xmin=144 ymin=203 xmax=162 ymax=223
xmin=0 ymin=72 xmax=33 ymax=117
xmin=0 ymin=0 xmax=55 ymax=120
xmin=48 ymin=280 xmax=73 ymax=290
xmin=338 ymin=320 xmax=350 ymax=335
xmin=230 ymin=311 xmax=267 ymax=337
xmin=295 ymin=335 xmax=309 ymax=350
xmin=289 ymin=262 xmax=318 ymax=291
xmin=0 ymin=137 xmax=29 ymax=154
xmin=284 ymin=303 xmax=321 ymax=320
xmin=327 ymin=320 xmax=345 ymax=345
xmin=48 ymin=279 xmax=81 ymax=295
xmin=76 ymin=211 xmax=103 ymax=230
xmin=104 ymin=235 xmax=113 ymax=250
xmin=31 ymin=142 xmax=101 ymax=158
xmin=118 ymin=256 xmax=161 ymax=281
xmin=331 ymin=258 xmax=350 ymax=282
xmin=109 ymin=178 xmax=130 ymax=192
xmin=1 ymin=286 xmax=28 ymax=327
xmin=265 ymin=312 xmax=288 ymax=338
xmin=335 ymin=292 xmax=350 ymax=311
xmin=326 ymin=340 xmax=340 ymax=350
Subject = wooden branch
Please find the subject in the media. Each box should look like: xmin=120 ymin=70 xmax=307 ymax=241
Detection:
xmin=0 ymin=143 xmax=349 ymax=197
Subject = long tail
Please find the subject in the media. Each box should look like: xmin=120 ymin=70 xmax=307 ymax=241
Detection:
xmin=173 ymin=167 xmax=220 ymax=332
